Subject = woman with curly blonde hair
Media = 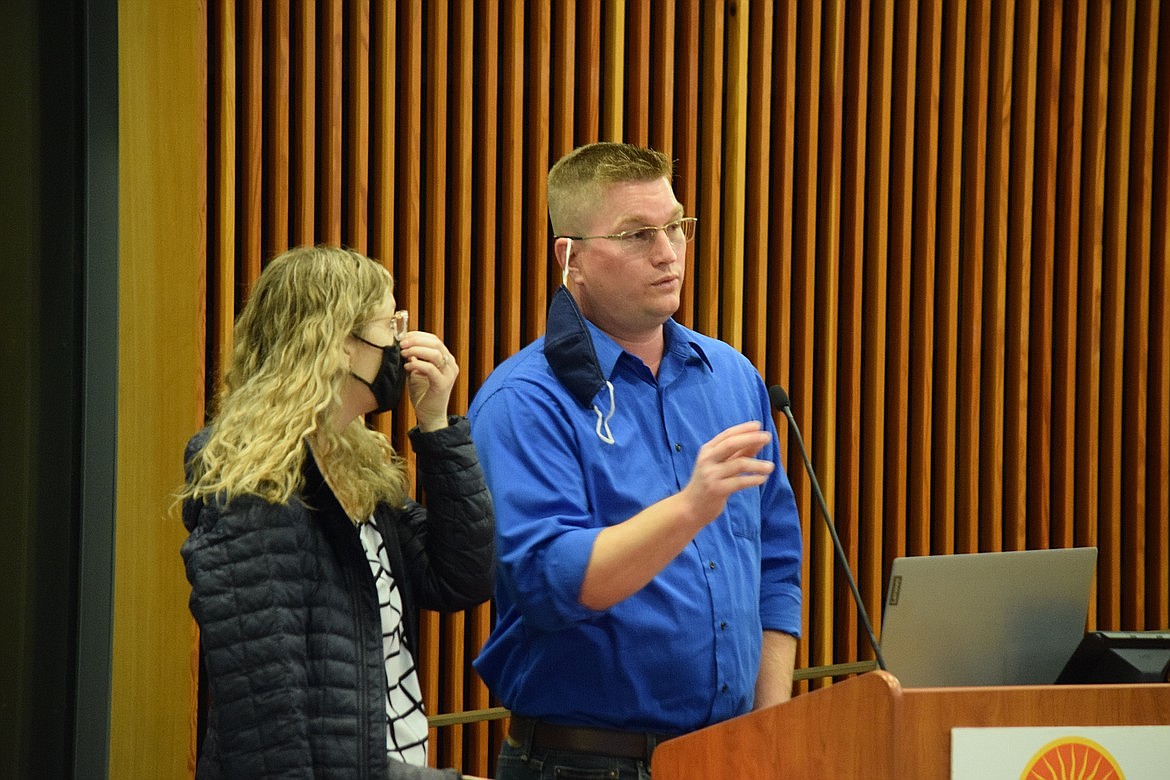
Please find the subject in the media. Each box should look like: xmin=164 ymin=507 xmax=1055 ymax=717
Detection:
xmin=179 ymin=245 xmax=493 ymax=779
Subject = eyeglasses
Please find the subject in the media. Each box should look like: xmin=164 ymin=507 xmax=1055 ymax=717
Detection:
xmin=391 ymin=310 xmax=409 ymax=340
xmin=353 ymin=309 xmax=409 ymax=346
xmin=559 ymin=217 xmax=698 ymax=252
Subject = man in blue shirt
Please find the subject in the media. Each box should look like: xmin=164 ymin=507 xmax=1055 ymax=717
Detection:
xmin=469 ymin=142 xmax=803 ymax=779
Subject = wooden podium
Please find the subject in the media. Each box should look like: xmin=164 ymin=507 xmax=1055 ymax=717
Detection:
xmin=650 ymin=671 xmax=1170 ymax=779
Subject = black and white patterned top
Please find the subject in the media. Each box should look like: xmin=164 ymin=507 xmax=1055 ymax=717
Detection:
xmin=359 ymin=517 xmax=429 ymax=766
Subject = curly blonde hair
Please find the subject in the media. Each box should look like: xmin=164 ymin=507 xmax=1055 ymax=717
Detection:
xmin=179 ymin=245 xmax=409 ymax=519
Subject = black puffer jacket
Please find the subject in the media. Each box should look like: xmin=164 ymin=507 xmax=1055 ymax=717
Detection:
xmin=181 ymin=417 xmax=494 ymax=779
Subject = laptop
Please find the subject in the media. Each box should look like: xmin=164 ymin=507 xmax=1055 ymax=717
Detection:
xmin=878 ymin=547 xmax=1097 ymax=687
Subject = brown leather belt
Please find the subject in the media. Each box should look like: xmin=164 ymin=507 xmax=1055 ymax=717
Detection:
xmin=508 ymin=715 xmax=673 ymax=762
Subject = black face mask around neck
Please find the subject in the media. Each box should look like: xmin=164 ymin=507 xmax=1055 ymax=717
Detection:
xmin=351 ymin=335 xmax=406 ymax=413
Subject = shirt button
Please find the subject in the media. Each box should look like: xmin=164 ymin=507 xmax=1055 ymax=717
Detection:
xmin=674 ymin=442 xmax=683 ymax=452
xmin=709 ymin=560 xmax=717 ymax=570
xmin=720 ymin=621 xmax=728 ymax=630
xmin=721 ymin=683 xmax=729 ymax=693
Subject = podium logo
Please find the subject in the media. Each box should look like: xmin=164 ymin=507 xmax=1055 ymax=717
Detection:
xmin=1020 ymin=736 xmax=1125 ymax=779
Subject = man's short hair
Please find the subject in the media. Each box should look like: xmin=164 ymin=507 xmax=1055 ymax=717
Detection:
xmin=547 ymin=142 xmax=673 ymax=235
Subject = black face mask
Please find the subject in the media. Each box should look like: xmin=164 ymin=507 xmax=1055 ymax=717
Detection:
xmin=351 ymin=335 xmax=406 ymax=413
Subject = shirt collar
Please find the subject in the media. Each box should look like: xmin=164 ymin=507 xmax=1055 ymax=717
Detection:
xmin=662 ymin=317 xmax=713 ymax=373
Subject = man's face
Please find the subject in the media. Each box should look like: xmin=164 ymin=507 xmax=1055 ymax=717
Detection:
xmin=567 ymin=177 xmax=687 ymax=341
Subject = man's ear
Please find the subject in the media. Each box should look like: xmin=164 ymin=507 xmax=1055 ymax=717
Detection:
xmin=558 ymin=237 xmax=574 ymax=286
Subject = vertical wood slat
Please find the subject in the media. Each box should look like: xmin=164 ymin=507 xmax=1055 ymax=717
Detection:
xmin=1121 ymin=0 xmax=1158 ymax=628
xmin=956 ymin=2 xmax=990 ymax=553
xmin=671 ymin=0 xmax=700 ymax=327
xmin=1106 ymin=0 xmax=1135 ymax=619
xmin=498 ymin=3 xmax=524 ymax=360
xmin=1148 ymin=1 xmax=1170 ymax=631
xmin=422 ymin=2 xmax=460 ymax=767
xmin=574 ymin=0 xmax=601 ymax=142
xmin=1100 ymin=0 xmax=1136 ymax=630
xmin=861 ymin=0 xmax=893 ymax=673
xmin=448 ymin=10 xmax=478 ymax=768
xmin=836 ymin=0 xmax=870 ymax=663
xmin=291 ymin=0 xmax=316 ymax=245
xmin=860 ymin=0 xmax=893 ymax=647
xmin=1003 ymin=3 xmax=1038 ymax=552
xmin=367 ymin=4 xmax=398 ymax=517
xmin=470 ymin=4 xmax=503 ymax=772
xmin=1027 ymin=0 xmax=1061 ymax=551
xmin=978 ymin=1 xmax=1013 ymax=554
xmin=1077 ymin=2 xmax=1111 ymax=622
xmin=884 ymin=0 xmax=915 ymax=563
xmin=647 ymin=1 xmax=676 ymax=155
xmin=194 ymin=3 xmax=1170 ymax=775
xmin=625 ymin=0 xmax=650 ymax=146
xmin=765 ymin=0 xmax=800 ymax=671
xmin=210 ymin=0 xmax=237 ymax=385
xmin=345 ymin=1 xmax=370 ymax=253
xmin=550 ymin=0 xmax=576 ymax=162
xmin=472 ymin=1 xmax=500 ymax=389
xmin=743 ymin=0 xmax=775 ymax=373
xmin=264 ymin=0 xmax=290 ymax=258
xmin=695 ymin=2 xmax=725 ymax=338
xmin=721 ymin=0 xmax=751 ymax=350
xmin=789 ymin=0 xmax=823 ymax=676
xmin=523 ymin=2 xmax=551 ymax=341
xmin=1052 ymin=1 xmax=1087 ymax=552
xmin=908 ymin=0 xmax=940 ymax=559
xmin=931 ymin=0 xmax=967 ymax=556
xmin=240 ymin=0 xmax=264 ymax=284
xmin=467 ymin=2 xmax=500 ymax=775
xmin=601 ymin=3 xmax=625 ymax=139
xmin=813 ymin=0 xmax=844 ymax=666
xmin=318 ymin=0 xmax=343 ymax=244
xmin=395 ymin=0 xmax=423 ymax=442
xmin=370 ymin=0 xmax=396 ymax=266
xmin=424 ymin=0 xmax=448 ymax=339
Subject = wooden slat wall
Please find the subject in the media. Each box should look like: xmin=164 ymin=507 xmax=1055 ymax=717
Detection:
xmin=199 ymin=1 xmax=1170 ymax=775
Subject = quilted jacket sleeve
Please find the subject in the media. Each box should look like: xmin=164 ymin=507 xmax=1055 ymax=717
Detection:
xmin=397 ymin=416 xmax=495 ymax=612
xmin=182 ymin=497 xmax=319 ymax=779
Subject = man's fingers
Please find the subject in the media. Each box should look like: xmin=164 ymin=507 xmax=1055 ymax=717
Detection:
xmin=703 ymin=429 xmax=772 ymax=463
xmin=707 ymin=420 xmax=764 ymax=445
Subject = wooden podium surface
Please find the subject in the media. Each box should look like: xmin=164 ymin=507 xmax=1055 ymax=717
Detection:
xmin=650 ymin=671 xmax=1170 ymax=779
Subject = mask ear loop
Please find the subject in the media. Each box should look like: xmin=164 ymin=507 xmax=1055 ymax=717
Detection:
xmin=562 ymin=238 xmax=573 ymax=287
xmin=561 ymin=237 xmax=612 ymax=443
xmin=591 ymin=380 xmax=616 ymax=444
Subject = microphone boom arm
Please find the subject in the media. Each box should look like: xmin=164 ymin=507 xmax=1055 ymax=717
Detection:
xmin=773 ymin=387 xmax=887 ymax=671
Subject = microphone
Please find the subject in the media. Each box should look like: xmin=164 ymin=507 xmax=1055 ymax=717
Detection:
xmin=769 ymin=385 xmax=886 ymax=671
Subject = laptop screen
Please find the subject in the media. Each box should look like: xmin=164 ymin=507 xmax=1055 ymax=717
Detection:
xmin=879 ymin=547 xmax=1097 ymax=687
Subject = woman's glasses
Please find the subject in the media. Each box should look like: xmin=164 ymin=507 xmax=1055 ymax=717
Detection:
xmin=353 ymin=309 xmax=409 ymax=347
xmin=392 ymin=310 xmax=409 ymax=340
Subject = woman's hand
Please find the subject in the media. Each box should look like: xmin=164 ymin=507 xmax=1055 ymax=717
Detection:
xmin=398 ymin=330 xmax=456 ymax=431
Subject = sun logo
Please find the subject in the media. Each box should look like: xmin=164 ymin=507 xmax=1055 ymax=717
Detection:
xmin=1020 ymin=736 xmax=1126 ymax=779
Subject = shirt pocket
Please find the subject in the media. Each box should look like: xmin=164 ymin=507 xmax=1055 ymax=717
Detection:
xmin=725 ymin=491 xmax=762 ymax=541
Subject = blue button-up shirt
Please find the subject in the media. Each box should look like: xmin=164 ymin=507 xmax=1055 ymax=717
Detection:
xmin=469 ymin=304 xmax=802 ymax=734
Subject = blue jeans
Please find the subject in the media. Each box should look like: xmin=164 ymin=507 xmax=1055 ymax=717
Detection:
xmin=494 ymin=735 xmax=653 ymax=780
